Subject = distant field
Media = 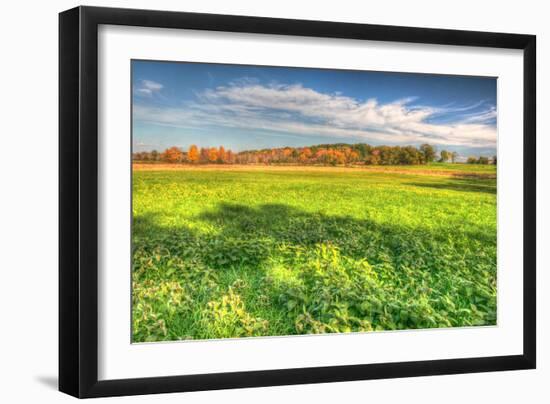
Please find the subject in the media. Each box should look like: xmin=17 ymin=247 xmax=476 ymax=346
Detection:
xmin=132 ymin=164 xmax=497 ymax=342
xmin=133 ymin=162 xmax=496 ymax=177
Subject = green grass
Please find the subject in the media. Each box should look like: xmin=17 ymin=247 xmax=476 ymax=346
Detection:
xmin=132 ymin=164 xmax=497 ymax=342
xmin=373 ymin=162 xmax=497 ymax=174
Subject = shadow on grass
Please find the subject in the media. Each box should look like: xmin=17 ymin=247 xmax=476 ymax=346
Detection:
xmin=132 ymin=203 xmax=497 ymax=340
xmin=133 ymin=201 xmax=496 ymax=273
xmin=406 ymin=178 xmax=496 ymax=195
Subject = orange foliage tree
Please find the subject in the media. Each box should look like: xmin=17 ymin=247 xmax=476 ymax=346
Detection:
xmin=188 ymin=145 xmax=199 ymax=163
xmin=132 ymin=143 xmax=444 ymax=166
xmin=217 ymin=146 xmax=227 ymax=163
xmin=299 ymin=147 xmax=312 ymax=163
xmin=161 ymin=146 xmax=183 ymax=163
xmin=208 ymin=147 xmax=219 ymax=163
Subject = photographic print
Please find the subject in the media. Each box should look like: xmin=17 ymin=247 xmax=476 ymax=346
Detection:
xmin=131 ymin=60 xmax=497 ymax=343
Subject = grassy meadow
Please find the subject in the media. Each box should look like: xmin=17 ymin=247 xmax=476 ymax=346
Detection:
xmin=131 ymin=163 xmax=497 ymax=342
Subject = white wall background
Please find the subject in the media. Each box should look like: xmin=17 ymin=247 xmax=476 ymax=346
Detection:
xmin=0 ymin=0 xmax=546 ymax=402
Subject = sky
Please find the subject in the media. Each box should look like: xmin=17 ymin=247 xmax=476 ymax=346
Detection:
xmin=132 ymin=60 xmax=497 ymax=157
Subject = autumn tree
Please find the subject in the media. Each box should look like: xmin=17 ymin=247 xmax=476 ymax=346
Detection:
xmin=334 ymin=150 xmax=346 ymax=165
xmin=281 ymin=147 xmax=293 ymax=162
xmin=208 ymin=147 xmax=219 ymax=163
xmin=188 ymin=145 xmax=199 ymax=163
xmin=342 ymin=147 xmax=359 ymax=164
xmin=151 ymin=142 xmax=451 ymax=166
xmin=368 ymin=149 xmax=381 ymax=165
xmin=217 ymin=146 xmax=227 ymax=163
xmin=161 ymin=146 xmax=183 ymax=163
xmin=299 ymin=147 xmax=312 ymax=163
xmin=200 ymin=147 xmax=209 ymax=163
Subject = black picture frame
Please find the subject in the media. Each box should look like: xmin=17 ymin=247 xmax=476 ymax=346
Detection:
xmin=59 ymin=5 xmax=536 ymax=398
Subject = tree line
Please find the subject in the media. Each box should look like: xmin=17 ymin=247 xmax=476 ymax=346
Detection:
xmin=467 ymin=156 xmax=496 ymax=165
xmin=132 ymin=143 xmax=495 ymax=166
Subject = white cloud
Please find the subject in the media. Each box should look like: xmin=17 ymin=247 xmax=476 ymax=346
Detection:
xmin=134 ymin=79 xmax=164 ymax=97
xmin=134 ymin=82 xmax=496 ymax=149
xmin=460 ymin=106 xmax=497 ymax=124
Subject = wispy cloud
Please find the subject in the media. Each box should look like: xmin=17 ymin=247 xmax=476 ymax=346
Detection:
xmin=134 ymin=79 xmax=164 ymax=97
xmin=133 ymin=81 xmax=496 ymax=149
xmin=460 ymin=106 xmax=497 ymax=124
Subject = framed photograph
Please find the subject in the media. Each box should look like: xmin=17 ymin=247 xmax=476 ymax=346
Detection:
xmin=59 ymin=6 xmax=536 ymax=398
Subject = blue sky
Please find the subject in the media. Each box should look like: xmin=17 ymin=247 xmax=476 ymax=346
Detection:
xmin=132 ymin=60 xmax=497 ymax=157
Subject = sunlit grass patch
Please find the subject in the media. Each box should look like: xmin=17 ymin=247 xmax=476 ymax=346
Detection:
xmin=132 ymin=165 xmax=497 ymax=341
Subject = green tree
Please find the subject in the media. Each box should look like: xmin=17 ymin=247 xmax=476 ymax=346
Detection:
xmin=420 ymin=144 xmax=436 ymax=163
xmin=478 ymin=156 xmax=489 ymax=165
